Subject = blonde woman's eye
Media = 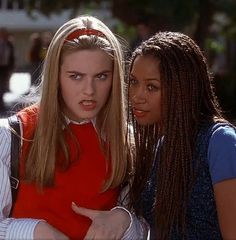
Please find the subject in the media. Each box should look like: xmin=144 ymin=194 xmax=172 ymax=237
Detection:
xmin=70 ymin=73 xmax=82 ymax=80
xmin=96 ymin=73 xmax=107 ymax=80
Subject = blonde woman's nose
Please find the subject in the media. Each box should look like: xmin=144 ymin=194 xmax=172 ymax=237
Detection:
xmin=83 ymin=78 xmax=95 ymax=96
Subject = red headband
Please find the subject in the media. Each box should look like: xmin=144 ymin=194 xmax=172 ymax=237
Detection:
xmin=65 ymin=28 xmax=106 ymax=41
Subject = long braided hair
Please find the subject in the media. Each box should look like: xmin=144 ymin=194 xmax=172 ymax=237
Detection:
xmin=128 ymin=31 xmax=223 ymax=239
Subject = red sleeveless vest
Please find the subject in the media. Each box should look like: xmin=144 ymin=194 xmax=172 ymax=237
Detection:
xmin=12 ymin=106 xmax=119 ymax=239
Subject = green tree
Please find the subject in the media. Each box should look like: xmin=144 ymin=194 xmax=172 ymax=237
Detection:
xmin=12 ymin=0 xmax=236 ymax=120
xmin=15 ymin=0 xmax=236 ymax=48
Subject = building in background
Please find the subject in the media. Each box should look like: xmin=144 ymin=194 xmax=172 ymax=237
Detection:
xmin=0 ymin=0 xmax=118 ymax=69
xmin=0 ymin=0 xmax=71 ymax=69
xmin=0 ymin=0 xmax=119 ymax=110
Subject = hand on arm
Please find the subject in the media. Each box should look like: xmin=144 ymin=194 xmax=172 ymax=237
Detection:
xmin=71 ymin=202 xmax=130 ymax=240
xmin=34 ymin=221 xmax=69 ymax=240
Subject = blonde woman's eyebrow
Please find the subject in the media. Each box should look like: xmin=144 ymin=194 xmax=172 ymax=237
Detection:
xmin=66 ymin=70 xmax=112 ymax=74
xmin=66 ymin=70 xmax=83 ymax=74
xmin=95 ymin=70 xmax=113 ymax=74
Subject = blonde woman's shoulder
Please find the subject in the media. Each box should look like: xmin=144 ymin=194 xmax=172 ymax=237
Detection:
xmin=0 ymin=118 xmax=11 ymax=137
xmin=0 ymin=117 xmax=11 ymax=167
xmin=0 ymin=117 xmax=11 ymax=141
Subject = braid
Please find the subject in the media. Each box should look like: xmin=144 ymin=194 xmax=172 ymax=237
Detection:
xmin=128 ymin=32 xmax=223 ymax=239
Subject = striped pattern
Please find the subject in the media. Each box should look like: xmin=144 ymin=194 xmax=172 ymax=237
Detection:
xmin=0 ymin=118 xmax=41 ymax=239
xmin=0 ymin=118 xmax=149 ymax=239
xmin=112 ymin=206 xmax=150 ymax=240
xmin=118 ymin=186 xmax=150 ymax=239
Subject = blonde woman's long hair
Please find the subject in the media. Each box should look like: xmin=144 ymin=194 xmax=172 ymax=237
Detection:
xmin=24 ymin=15 xmax=127 ymax=190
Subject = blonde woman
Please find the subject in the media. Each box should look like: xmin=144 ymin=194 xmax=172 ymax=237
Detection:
xmin=0 ymin=15 xmax=129 ymax=239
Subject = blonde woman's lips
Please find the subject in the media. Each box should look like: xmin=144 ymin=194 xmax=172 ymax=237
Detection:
xmin=79 ymin=100 xmax=96 ymax=111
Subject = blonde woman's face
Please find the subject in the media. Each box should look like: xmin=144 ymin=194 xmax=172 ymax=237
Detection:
xmin=129 ymin=55 xmax=161 ymax=125
xmin=60 ymin=49 xmax=113 ymax=122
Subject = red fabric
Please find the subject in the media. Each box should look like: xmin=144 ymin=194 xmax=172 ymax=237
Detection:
xmin=13 ymin=106 xmax=119 ymax=239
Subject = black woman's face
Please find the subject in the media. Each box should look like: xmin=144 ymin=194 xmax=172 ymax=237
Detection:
xmin=129 ymin=55 xmax=161 ymax=125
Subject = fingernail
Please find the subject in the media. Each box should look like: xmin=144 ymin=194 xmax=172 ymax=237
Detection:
xmin=72 ymin=202 xmax=77 ymax=206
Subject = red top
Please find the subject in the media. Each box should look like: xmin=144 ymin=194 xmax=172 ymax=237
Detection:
xmin=12 ymin=106 xmax=119 ymax=239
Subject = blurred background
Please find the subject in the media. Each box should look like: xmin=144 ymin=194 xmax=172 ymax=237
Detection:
xmin=0 ymin=0 xmax=235 ymax=122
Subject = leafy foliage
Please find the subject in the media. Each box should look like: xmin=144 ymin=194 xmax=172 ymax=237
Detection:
xmin=10 ymin=0 xmax=236 ymax=119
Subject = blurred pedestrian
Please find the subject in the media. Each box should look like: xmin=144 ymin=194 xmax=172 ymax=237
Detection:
xmin=40 ymin=31 xmax=53 ymax=60
xmin=0 ymin=27 xmax=15 ymax=111
xmin=28 ymin=32 xmax=43 ymax=86
xmin=130 ymin=17 xmax=153 ymax=51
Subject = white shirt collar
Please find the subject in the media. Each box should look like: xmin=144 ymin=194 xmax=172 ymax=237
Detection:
xmin=63 ymin=116 xmax=105 ymax=140
xmin=64 ymin=115 xmax=96 ymax=128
